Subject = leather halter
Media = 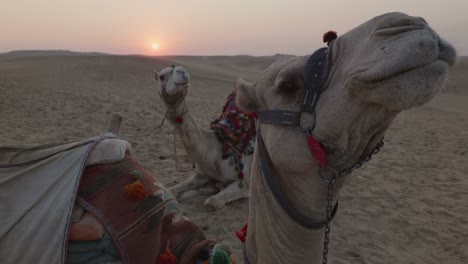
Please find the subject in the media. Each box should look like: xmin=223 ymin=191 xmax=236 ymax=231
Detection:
xmin=256 ymin=47 xmax=337 ymax=229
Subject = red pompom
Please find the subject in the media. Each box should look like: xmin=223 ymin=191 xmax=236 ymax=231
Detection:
xmin=249 ymin=112 xmax=258 ymax=120
xmin=236 ymin=223 xmax=248 ymax=242
xmin=307 ymin=135 xmax=328 ymax=167
xmin=123 ymin=180 xmax=149 ymax=202
xmin=238 ymin=172 xmax=244 ymax=179
xmin=323 ymin=31 xmax=338 ymax=45
xmin=176 ymin=116 xmax=183 ymax=124
xmin=158 ymin=244 xmax=177 ymax=264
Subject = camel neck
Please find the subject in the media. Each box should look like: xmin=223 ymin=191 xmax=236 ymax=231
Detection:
xmin=245 ymin=150 xmax=331 ymax=264
xmin=166 ymin=99 xmax=216 ymax=164
xmin=166 ymin=99 xmax=188 ymax=124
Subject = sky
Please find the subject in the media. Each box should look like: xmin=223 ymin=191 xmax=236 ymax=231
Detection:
xmin=1 ymin=0 xmax=467 ymax=56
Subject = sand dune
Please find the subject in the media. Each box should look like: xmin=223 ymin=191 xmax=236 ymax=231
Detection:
xmin=0 ymin=53 xmax=466 ymax=263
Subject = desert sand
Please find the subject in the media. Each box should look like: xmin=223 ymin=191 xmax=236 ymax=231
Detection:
xmin=1 ymin=51 xmax=467 ymax=263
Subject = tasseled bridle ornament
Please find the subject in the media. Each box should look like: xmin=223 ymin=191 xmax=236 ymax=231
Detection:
xmin=123 ymin=170 xmax=149 ymax=202
xmin=175 ymin=116 xmax=184 ymax=124
xmin=323 ymin=30 xmax=337 ymax=46
xmin=158 ymin=241 xmax=177 ymax=264
xmin=196 ymin=243 xmax=237 ymax=264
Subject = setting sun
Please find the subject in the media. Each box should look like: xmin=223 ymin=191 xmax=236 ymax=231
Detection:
xmin=152 ymin=43 xmax=159 ymax=50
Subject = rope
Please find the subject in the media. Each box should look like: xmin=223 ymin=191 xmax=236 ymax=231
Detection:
xmin=133 ymin=109 xmax=168 ymax=152
xmin=173 ymin=127 xmax=181 ymax=171
xmin=171 ymin=127 xmax=194 ymax=171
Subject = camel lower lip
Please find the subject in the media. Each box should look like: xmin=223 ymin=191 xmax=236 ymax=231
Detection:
xmin=163 ymin=89 xmax=183 ymax=97
xmin=355 ymin=59 xmax=448 ymax=85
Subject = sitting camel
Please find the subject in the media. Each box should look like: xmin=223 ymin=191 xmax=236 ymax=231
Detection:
xmin=234 ymin=12 xmax=456 ymax=263
xmin=155 ymin=66 xmax=255 ymax=211
xmin=0 ymin=115 xmax=233 ymax=264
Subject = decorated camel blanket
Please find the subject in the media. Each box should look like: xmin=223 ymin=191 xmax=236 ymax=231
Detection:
xmin=210 ymin=92 xmax=257 ymax=187
xmin=0 ymin=137 xmax=207 ymax=264
xmin=210 ymin=92 xmax=256 ymax=159
xmin=76 ymin=154 xmax=206 ymax=264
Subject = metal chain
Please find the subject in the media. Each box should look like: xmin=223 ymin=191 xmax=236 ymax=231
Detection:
xmin=338 ymin=137 xmax=385 ymax=176
xmin=321 ymin=137 xmax=384 ymax=264
xmin=322 ymin=172 xmax=336 ymax=264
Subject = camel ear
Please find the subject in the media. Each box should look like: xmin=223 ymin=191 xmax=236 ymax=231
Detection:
xmin=154 ymin=70 xmax=159 ymax=81
xmin=235 ymin=78 xmax=259 ymax=112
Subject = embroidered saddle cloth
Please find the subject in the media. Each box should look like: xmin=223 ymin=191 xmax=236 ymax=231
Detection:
xmin=75 ymin=154 xmax=205 ymax=264
xmin=0 ymin=138 xmax=206 ymax=264
xmin=210 ymin=92 xmax=256 ymax=159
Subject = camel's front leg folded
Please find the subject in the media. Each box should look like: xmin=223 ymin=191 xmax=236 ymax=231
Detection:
xmin=169 ymin=172 xmax=212 ymax=200
xmin=204 ymin=181 xmax=249 ymax=211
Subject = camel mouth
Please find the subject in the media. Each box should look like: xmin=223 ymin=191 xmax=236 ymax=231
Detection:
xmin=353 ymin=59 xmax=449 ymax=85
xmin=161 ymin=81 xmax=189 ymax=96
xmin=173 ymin=81 xmax=189 ymax=86
xmin=315 ymin=120 xmax=391 ymax=170
xmin=160 ymin=85 xmax=188 ymax=107
xmin=352 ymin=24 xmax=456 ymax=86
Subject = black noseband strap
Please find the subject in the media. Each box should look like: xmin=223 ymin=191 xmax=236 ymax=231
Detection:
xmin=257 ymin=110 xmax=301 ymax=127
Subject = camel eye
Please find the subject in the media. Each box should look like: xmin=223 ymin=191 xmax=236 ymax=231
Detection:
xmin=278 ymin=81 xmax=297 ymax=95
xmin=159 ymin=75 xmax=165 ymax=82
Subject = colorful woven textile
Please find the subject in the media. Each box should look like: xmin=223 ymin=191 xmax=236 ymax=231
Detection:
xmin=210 ymin=92 xmax=256 ymax=187
xmin=210 ymin=92 xmax=256 ymax=159
xmin=77 ymin=155 xmax=206 ymax=263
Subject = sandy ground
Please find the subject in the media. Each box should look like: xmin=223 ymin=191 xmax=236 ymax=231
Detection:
xmin=1 ymin=51 xmax=467 ymax=263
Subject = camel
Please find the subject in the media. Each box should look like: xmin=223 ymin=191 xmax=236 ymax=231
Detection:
xmin=154 ymin=66 xmax=254 ymax=211
xmin=234 ymin=12 xmax=457 ymax=263
xmin=0 ymin=115 xmax=219 ymax=264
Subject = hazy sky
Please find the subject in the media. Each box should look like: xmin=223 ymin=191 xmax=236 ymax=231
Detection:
xmin=1 ymin=0 xmax=467 ymax=56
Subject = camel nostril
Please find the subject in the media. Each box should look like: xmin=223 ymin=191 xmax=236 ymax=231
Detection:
xmin=437 ymin=39 xmax=457 ymax=67
xmin=417 ymin=16 xmax=428 ymax=25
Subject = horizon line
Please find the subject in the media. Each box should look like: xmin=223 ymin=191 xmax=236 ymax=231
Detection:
xmin=1 ymin=49 xmax=467 ymax=58
xmin=0 ymin=49 xmax=302 ymax=58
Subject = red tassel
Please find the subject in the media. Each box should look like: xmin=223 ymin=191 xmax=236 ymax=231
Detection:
xmin=123 ymin=170 xmax=149 ymax=202
xmin=158 ymin=241 xmax=177 ymax=264
xmin=307 ymin=135 xmax=327 ymax=167
xmin=176 ymin=116 xmax=183 ymax=124
xmin=249 ymin=112 xmax=258 ymax=120
xmin=236 ymin=223 xmax=248 ymax=242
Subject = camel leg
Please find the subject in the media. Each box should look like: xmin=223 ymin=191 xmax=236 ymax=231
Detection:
xmin=169 ymin=173 xmax=211 ymax=200
xmin=178 ymin=186 xmax=219 ymax=201
xmin=204 ymin=181 xmax=248 ymax=211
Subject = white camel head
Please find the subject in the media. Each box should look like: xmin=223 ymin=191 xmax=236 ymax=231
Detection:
xmin=236 ymin=12 xmax=456 ymax=174
xmin=155 ymin=65 xmax=191 ymax=107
